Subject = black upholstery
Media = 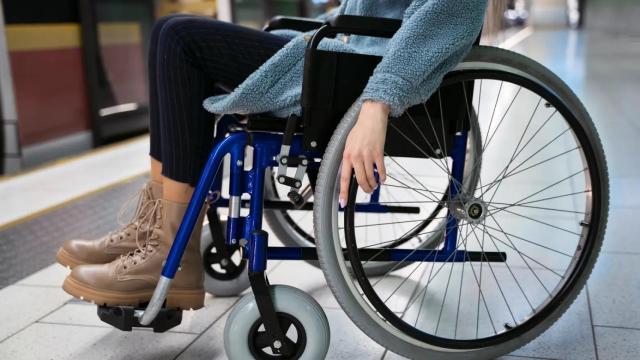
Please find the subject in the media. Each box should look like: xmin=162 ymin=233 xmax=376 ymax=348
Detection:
xmin=249 ymin=15 xmax=476 ymax=158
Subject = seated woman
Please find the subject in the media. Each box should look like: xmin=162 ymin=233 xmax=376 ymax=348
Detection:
xmin=56 ymin=0 xmax=487 ymax=309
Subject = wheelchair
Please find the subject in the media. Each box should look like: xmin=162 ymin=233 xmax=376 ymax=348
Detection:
xmin=97 ymin=14 xmax=608 ymax=359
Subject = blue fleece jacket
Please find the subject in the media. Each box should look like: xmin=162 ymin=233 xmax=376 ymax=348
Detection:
xmin=203 ymin=0 xmax=487 ymax=118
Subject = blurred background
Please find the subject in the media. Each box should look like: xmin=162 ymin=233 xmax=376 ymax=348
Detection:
xmin=3 ymin=0 xmax=632 ymax=174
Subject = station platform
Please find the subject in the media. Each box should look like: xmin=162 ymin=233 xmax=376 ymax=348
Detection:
xmin=1 ymin=16 xmax=639 ymax=360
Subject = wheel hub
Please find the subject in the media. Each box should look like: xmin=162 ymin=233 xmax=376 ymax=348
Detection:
xmin=449 ymin=195 xmax=488 ymax=224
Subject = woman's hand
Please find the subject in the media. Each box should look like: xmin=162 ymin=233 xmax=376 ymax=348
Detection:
xmin=339 ymin=100 xmax=390 ymax=208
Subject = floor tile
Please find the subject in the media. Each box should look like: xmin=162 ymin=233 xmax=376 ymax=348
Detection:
xmin=0 ymin=322 xmax=195 ymax=360
xmin=0 ymin=285 xmax=71 ymax=342
xmin=17 ymin=263 xmax=69 ymax=287
xmin=587 ymin=253 xmax=640 ymax=328
xmin=41 ymin=294 xmax=239 ymax=334
xmin=175 ymin=311 xmax=230 ymax=360
xmin=594 ymin=326 xmax=640 ymax=360
xmin=510 ymin=290 xmax=596 ymax=360
xmin=382 ymin=291 xmax=594 ymax=359
xmin=266 ymin=260 xmax=339 ymax=309
xmin=601 ymin=208 xmax=640 ymax=254
xmin=385 ymin=352 xmax=551 ymax=359
xmin=324 ymin=308 xmax=386 ymax=360
xmin=609 ymin=178 xmax=640 ymax=210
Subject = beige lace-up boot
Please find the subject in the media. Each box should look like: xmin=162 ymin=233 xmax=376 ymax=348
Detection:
xmin=62 ymin=199 xmax=206 ymax=310
xmin=56 ymin=181 xmax=163 ymax=268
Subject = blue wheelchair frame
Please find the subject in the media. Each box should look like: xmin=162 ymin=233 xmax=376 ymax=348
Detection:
xmin=163 ymin=120 xmax=471 ymax=282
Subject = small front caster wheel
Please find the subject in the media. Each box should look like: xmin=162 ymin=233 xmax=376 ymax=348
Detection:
xmin=201 ymin=221 xmax=250 ymax=297
xmin=224 ymin=285 xmax=330 ymax=359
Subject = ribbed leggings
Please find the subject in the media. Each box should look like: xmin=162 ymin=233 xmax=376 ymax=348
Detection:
xmin=148 ymin=15 xmax=289 ymax=185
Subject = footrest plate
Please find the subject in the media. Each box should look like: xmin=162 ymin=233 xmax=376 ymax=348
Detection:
xmin=97 ymin=305 xmax=182 ymax=333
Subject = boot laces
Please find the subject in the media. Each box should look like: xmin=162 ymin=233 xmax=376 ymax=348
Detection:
xmin=120 ymin=199 xmax=163 ymax=269
xmin=106 ymin=184 xmax=156 ymax=244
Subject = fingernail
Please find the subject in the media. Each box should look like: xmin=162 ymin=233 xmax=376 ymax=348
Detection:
xmin=339 ymin=197 xmax=346 ymax=208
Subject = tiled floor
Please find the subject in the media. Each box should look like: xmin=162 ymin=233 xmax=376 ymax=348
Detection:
xmin=0 ymin=176 xmax=147 ymax=287
xmin=1 ymin=12 xmax=640 ymax=360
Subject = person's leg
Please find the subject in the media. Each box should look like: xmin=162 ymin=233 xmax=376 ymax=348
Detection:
xmin=63 ymin=17 xmax=291 ymax=308
xmin=150 ymin=157 xmax=163 ymax=184
xmin=149 ymin=15 xmax=206 ymax=201
xmin=148 ymin=14 xmax=194 ymax=182
xmin=156 ymin=17 xmax=290 ymax=204
xmin=56 ymin=15 xmax=193 ymax=269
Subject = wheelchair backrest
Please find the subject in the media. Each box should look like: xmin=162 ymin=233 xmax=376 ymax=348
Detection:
xmin=301 ymin=48 xmax=472 ymax=158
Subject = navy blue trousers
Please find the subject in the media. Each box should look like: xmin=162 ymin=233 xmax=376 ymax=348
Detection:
xmin=148 ymin=15 xmax=289 ymax=185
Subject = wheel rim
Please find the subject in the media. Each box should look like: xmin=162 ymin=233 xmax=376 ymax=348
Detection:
xmin=248 ymin=312 xmax=307 ymax=359
xmin=332 ymin=70 xmax=604 ymax=349
xmin=203 ymin=242 xmax=247 ymax=281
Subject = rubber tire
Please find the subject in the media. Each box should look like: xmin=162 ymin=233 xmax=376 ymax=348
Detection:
xmin=314 ymin=46 xmax=608 ymax=359
xmin=224 ymin=285 xmax=330 ymax=360
xmin=200 ymin=225 xmax=250 ymax=297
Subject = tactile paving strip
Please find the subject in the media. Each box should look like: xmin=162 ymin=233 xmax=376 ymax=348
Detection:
xmin=0 ymin=176 xmax=148 ymax=289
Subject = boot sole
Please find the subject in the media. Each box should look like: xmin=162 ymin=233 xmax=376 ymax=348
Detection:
xmin=56 ymin=248 xmax=89 ymax=269
xmin=62 ymin=276 xmax=205 ymax=310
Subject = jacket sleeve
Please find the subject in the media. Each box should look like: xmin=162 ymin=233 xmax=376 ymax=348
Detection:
xmin=360 ymin=0 xmax=487 ymax=117
xmin=314 ymin=2 xmax=345 ymax=22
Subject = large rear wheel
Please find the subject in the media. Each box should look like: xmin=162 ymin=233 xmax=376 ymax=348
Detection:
xmin=314 ymin=46 xmax=608 ymax=359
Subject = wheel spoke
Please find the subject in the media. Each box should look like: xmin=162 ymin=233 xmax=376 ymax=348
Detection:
xmin=386 ymin=158 xmax=447 ymax=201
xmin=345 ymin=216 xmax=447 ymax=229
xmin=488 ymin=201 xmax=585 ymax=214
xmin=486 ymin=212 xmax=553 ymax=296
xmin=484 ymin=98 xmax=543 ymax=205
xmin=474 ymin=225 xmax=567 ymax=278
xmin=254 ymin=331 xmax=273 ymax=349
xmin=468 ymin=224 xmax=519 ymax=327
xmin=334 ymin=73 xmax=601 ymax=345
xmin=384 ymin=174 xmax=443 ymax=204
xmin=479 ymin=127 xmax=573 ymax=197
xmin=490 ymin=207 xmax=582 ymax=236
xmin=388 ymin=122 xmax=452 ymax=177
xmin=405 ymin=108 xmax=451 ymax=176
xmin=489 ymin=168 xmax=588 ymax=217
xmin=481 ymin=222 xmax=574 ymax=258
xmin=483 ymin=86 xmax=522 ymax=152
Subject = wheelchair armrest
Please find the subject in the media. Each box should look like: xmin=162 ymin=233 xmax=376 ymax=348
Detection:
xmin=263 ymin=16 xmax=325 ymax=32
xmin=329 ymin=15 xmax=402 ymax=38
xmin=307 ymin=15 xmax=402 ymax=49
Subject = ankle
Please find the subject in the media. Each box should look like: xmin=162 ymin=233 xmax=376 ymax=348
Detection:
xmin=162 ymin=177 xmax=194 ymax=204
